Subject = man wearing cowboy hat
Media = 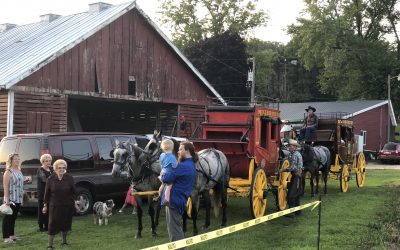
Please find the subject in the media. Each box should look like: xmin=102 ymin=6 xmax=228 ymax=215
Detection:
xmin=298 ymin=106 xmax=318 ymax=142
xmin=280 ymin=139 xmax=303 ymax=217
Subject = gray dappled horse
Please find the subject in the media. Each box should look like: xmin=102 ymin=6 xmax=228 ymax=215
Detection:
xmin=300 ymin=143 xmax=331 ymax=197
xmin=111 ymin=141 xmax=161 ymax=239
xmin=144 ymin=131 xmax=230 ymax=236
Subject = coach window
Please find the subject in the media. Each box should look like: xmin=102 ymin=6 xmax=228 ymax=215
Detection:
xmin=95 ymin=137 xmax=113 ymax=161
xmin=271 ymin=120 xmax=278 ymax=141
xmin=260 ymin=117 xmax=269 ymax=148
xmin=62 ymin=139 xmax=94 ymax=170
xmin=19 ymin=138 xmax=41 ymax=165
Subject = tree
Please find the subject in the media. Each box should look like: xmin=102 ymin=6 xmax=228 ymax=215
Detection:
xmin=185 ymin=31 xmax=248 ymax=101
xmin=287 ymin=0 xmax=398 ymax=108
xmin=159 ymin=0 xmax=268 ymax=51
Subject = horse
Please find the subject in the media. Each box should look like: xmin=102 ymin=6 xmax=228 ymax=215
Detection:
xmin=143 ymin=131 xmax=230 ymax=236
xmin=300 ymin=143 xmax=331 ymax=197
xmin=111 ymin=141 xmax=161 ymax=239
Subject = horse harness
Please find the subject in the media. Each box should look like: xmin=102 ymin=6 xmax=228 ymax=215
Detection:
xmin=196 ymin=149 xmax=225 ymax=186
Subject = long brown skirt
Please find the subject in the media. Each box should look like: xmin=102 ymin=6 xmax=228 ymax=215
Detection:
xmin=48 ymin=205 xmax=74 ymax=235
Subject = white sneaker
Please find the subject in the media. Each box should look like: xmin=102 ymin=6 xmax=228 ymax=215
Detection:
xmin=118 ymin=210 xmax=123 ymax=213
xmin=4 ymin=238 xmax=15 ymax=244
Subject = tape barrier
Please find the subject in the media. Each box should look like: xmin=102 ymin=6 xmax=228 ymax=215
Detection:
xmin=142 ymin=200 xmax=321 ymax=250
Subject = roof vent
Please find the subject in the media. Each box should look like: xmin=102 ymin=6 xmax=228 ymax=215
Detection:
xmin=0 ymin=23 xmax=17 ymax=32
xmin=40 ymin=14 xmax=61 ymax=23
xmin=89 ymin=2 xmax=113 ymax=13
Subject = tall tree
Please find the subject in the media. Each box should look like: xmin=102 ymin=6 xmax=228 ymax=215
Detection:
xmin=288 ymin=0 xmax=398 ymax=109
xmin=159 ymin=0 xmax=268 ymax=51
xmin=185 ymin=31 xmax=248 ymax=102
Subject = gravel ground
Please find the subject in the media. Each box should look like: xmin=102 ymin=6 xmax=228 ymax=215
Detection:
xmin=367 ymin=161 xmax=400 ymax=170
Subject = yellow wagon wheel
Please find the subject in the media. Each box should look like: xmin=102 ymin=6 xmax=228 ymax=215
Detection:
xmin=278 ymin=160 xmax=291 ymax=210
xmin=340 ymin=165 xmax=350 ymax=192
xmin=186 ymin=197 xmax=192 ymax=218
xmin=249 ymin=168 xmax=267 ymax=218
xmin=356 ymin=152 xmax=367 ymax=187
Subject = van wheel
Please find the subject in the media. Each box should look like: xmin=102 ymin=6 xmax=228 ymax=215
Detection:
xmin=76 ymin=187 xmax=93 ymax=216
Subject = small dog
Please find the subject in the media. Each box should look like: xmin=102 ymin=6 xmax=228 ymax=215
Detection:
xmin=93 ymin=199 xmax=115 ymax=226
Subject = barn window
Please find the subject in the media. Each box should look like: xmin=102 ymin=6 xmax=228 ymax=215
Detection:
xmin=128 ymin=76 xmax=136 ymax=96
xmin=361 ymin=130 xmax=367 ymax=146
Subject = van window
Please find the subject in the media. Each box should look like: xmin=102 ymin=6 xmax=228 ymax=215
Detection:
xmin=0 ymin=139 xmax=18 ymax=165
xmin=62 ymin=139 xmax=94 ymax=169
xmin=115 ymin=136 xmax=130 ymax=144
xmin=135 ymin=137 xmax=149 ymax=149
xmin=19 ymin=138 xmax=40 ymax=165
xmin=95 ymin=137 xmax=113 ymax=161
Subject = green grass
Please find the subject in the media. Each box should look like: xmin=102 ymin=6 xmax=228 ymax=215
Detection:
xmin=2 ymin=169 xmax=400 ymax=250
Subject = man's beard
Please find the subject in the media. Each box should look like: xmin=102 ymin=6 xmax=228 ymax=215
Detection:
xmin=178 ymin=154 xmax=186 ymax=162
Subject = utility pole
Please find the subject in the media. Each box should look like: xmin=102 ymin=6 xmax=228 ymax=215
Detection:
xmin=284 ymin=58 xmax=287 ymax=102
xmin=388 ymin=74 xmax=391 ymax=143
xmin=247 ymin=58 xmax=256 ymax=105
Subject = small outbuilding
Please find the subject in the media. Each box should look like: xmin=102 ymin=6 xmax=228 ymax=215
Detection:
xmin=0 ymin=2 xmax=224 ymax=139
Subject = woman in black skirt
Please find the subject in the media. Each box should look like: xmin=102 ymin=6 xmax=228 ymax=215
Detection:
xmin=42 ymin=159 xmax=79 ymax=250
xmin=37 ymin=154 xmax=53 ymax=232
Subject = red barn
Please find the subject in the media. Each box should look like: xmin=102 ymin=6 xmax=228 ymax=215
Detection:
xmin=0 ymin=2 xmax=224 ymax=138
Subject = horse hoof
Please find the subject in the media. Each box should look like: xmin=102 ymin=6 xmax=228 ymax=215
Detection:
xmin=135 ymin=233 xmax=142 ymax=239
xmin=152 ymin=231 xmax=157 ymax=237
xmin=311 ymin=194 xmax=315 ymax=198
xmin=221 ymin=222 xmax=227 ymax=227
xmin=193 ymin=230 xmax=198 ymax=236
xmin=202 ymin=226 xmax=209 ymax=231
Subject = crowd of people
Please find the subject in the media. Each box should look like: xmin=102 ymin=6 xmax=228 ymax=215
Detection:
xmin=2 ymin=117 xmax=312 ymax=247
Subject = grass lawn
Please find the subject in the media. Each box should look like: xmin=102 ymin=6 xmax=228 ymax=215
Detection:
xmin=2 ymin=169 xmax=400 ymax=250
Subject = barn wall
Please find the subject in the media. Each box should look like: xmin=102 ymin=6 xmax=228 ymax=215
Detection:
xmin=0 ymin=91 xmax=8 ymax=139
xmin=17 ymin=9 xmax=212 ymax=105
xmin=12 ymin=92 xmax=67 ymax=134
xmin=178 ymin=104 xmax=206 ymax=138
xmin=353 ymin=104 xmax=389 ymax=151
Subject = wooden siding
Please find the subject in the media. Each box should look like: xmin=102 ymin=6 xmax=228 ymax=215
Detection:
xmin=178 ymin=104 xmax=206 ymax=137
xmin=353 ymin=104 xmax=389 ymax=151
xmin=17 ymin=9 xmax=212 ymax=105
xmin=0 ymin=91 xmax=7 ymax=139
xmin=13 ymin=92 xmax=67 ymax=134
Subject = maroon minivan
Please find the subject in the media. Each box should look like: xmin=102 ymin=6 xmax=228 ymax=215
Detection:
xmin=0 ymin=132 xmax=149 ymax=215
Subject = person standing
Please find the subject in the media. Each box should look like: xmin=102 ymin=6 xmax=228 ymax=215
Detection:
xmin=298 ymin=106 xmax=318 ymax=142
xmin=281 ymin=139 xmax=303 ymax=218
xmin=42 ymin=159 xmax=79 ymax=250
xmin=37 ymin=154 xmax=53 ymax=232
xmin=161 ymin=141 xmax=196 ymax=246
xmin=2 ymin=153 xmax=32 ymax=244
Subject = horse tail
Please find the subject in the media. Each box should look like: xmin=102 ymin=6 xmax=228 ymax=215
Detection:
xmin=211 ymin=185 xmax=222 ymax=218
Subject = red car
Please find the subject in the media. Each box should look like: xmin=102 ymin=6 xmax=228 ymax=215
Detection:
xmin=377 ymin=142 xmax=400 ymax=164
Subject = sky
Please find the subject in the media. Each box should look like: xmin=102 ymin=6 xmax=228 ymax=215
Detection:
xmin=0 ymin=0 xmax=306 ymax=44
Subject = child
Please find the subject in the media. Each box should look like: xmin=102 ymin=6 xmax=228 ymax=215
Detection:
xmin=156 ymin=139 xmax=177 ymax=205
xmin=119 ymin=185 xmax=137 ymax=214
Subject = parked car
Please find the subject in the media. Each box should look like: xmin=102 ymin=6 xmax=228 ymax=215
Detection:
xmin=377 ymin=142 xmax=400 ymax=164
xmin=0 ymin=132 xmax=150 ymax=215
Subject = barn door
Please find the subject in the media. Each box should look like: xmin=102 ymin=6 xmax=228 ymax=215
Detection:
xmin=27 ymin=111 xmax=51 ymax=133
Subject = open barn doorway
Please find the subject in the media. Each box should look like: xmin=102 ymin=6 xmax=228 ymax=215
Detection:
xmin=68 ymin=97 xmax=178 ymax=135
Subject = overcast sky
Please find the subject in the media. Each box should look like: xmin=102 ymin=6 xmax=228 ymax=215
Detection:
xmin=0 ymin=0 xmax=305 ymax=44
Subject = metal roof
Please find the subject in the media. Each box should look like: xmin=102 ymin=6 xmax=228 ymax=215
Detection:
xmin=279 ymin=100 xmax=397 ymax=126
xmin=0 ymin=1 xmax=225 ymax=105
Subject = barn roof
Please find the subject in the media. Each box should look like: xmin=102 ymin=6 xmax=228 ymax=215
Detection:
xmin=279 ymin=100 xmax=397 ymax=126
xmin=0 ymin=1 xmax=225 ymax=105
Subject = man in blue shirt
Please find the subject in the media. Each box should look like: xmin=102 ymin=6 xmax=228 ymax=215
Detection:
xmin=161 ymin=141 xmax=197 ymax=244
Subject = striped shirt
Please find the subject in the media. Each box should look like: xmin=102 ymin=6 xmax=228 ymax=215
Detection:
xmin=8 ymin=169 xmax=24 ymax=204
xmin=288 ymin=151 xmax=303 ymax=172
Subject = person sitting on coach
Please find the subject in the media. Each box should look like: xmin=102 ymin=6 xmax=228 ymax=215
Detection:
xmin=298 ymin=106 xmax=318 ymax=142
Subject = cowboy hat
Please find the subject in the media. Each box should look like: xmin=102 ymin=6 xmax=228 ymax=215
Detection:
xmin=288 ymin=139 xmax=300 ymax=147
xmin=305 ymin=106 xmax=316 ymax=112
xmin=280 ymin=124 xmax=293 ymax=133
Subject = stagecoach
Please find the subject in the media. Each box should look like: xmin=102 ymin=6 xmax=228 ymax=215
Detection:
xmin=190 ymin=105 xmax=291 ymax=218
xmin=305 ymin=113 xmax=367 ymax=192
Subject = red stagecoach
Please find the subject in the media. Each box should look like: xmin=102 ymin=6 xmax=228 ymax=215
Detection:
xmin=191 ymin=105 xmax=291 ymax=218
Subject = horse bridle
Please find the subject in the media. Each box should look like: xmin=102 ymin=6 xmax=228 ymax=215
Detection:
xmin=114 ymin=143 xmax=134 ymax=177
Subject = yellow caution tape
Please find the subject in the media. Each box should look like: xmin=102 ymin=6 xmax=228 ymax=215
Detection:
xmin=142 ymin=200 xmax=321 ymax=250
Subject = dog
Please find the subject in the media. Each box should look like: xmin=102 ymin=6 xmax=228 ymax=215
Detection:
xmin=93 ymin=199 xmax=115 ymax=226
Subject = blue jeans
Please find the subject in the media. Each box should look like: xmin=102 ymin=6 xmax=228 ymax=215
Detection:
xmin=298 ymin=127 xmax=316 ymax=141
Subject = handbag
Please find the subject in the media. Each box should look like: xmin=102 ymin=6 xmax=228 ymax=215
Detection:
xmin=0 ymin=203 xmax=13 ymax=215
